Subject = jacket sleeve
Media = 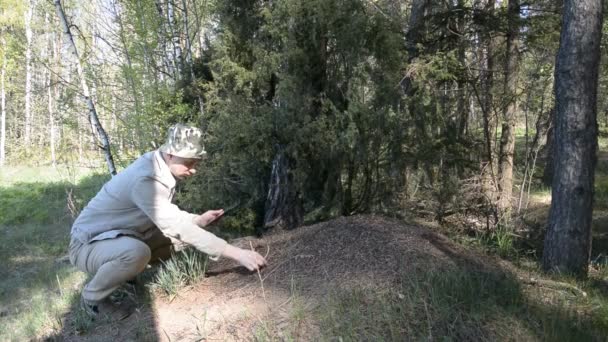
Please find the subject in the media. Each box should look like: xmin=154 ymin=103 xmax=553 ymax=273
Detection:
xmin=131 ymin=177 xmax=228 ymax=258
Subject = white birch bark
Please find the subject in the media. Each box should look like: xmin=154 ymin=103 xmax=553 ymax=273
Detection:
xmin=54 ymin=0 xmax=117 ymax=175
xmin=24 ymin=0 xmax=33 ymax=146
xmin=182 ymin=0 xmax=204 ymax=118
xmin=47 ymin=67 xmax=56 ymax=167
xmin=1 ymin=37 xmax=6 ymax=166
xmin=167 ymin=0 xmax=183 ymax=79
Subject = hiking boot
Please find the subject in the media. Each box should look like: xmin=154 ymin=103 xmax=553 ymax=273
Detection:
xmin=80 ymin=296 xmax=134 ymax=321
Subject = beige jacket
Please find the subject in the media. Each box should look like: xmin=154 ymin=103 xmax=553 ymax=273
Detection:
xmin=70 ymin=150 xmax=227 ymax=258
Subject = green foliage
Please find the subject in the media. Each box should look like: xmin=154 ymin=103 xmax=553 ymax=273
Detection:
xmin=594 ymin=174 xmax=608 ymax=210
xmin=180 ymin=0 xmax=412 ymax=222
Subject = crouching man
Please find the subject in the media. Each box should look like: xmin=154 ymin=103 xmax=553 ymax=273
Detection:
xmin=69 ymin=123 xmax=266 ymax=319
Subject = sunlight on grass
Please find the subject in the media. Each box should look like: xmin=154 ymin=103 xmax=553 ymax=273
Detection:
xmin=0 ymin=165 xmax=104 ymax=186
xmin=0 ymin=166 xmax=105 ymax=341
xmin=528 ymin=187 xmax=552 ymax=205
xmin=598 ymin=133 xmax=608 ymax=151
xmin=0 ymin=269 xmax=87 ymax=341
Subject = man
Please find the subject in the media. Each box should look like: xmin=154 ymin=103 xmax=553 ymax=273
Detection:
xmin=69 ymin=123 xmax=266 ymax=319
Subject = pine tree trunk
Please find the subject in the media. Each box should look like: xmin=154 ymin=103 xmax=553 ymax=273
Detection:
xmin=264 ymin=147 xmax=303 ymax=230
xmin=24 ymin=0 xmax=34 ymax=146
xmin=54 ymin=0 xmax=117 ymax=175
xmin=542 ymin=0 xmax=603 ymax=277
xmin=480 ymin=0 xmax=498 ymax=222
xmin=497 ymin=0 xmax=520 ymax=216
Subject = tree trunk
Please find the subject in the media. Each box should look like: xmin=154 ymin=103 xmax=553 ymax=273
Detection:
xmin=497 ymin=0 xmax=520 ymax=216
xmin=46 ymin=14 xmax=57 ymax=167
xmin=542 ymin=0 xmax=603 ymax=277
xmin=264 ymin=147 xmax=304 ymax=230
xmin=47 ymin=63 xmax=56 ymax=168
xmin=24 ymin=0 xmax=33 ymax=146
xmin=54 ymin=0 xmax=117 ymax=176
xmin=480 ymin=0 xmax=498 ymax=221
xmin=182 ymin=0 xmax=205 ymax=121
xmin=167 ymin=0 xmax=183 ymax=80
xmin=1 ymin=37 xmax=6 ymax=167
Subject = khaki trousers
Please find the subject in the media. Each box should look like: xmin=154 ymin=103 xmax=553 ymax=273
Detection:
xmin=69 ymin=228 xmax=181 ymax=302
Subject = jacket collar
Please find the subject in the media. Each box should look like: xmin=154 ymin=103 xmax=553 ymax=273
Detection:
xmin=154 ymin=150 xmax=177 ymax=189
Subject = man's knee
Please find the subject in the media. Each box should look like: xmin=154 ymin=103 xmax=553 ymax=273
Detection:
xmin=120 ymin=239 xmax=152 ymax=272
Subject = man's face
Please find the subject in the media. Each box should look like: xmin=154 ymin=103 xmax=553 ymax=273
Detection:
xmin=168 ymin=155 xmax=201 ymax=179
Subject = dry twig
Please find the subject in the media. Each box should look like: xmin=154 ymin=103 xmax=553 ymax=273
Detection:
xmin=251 ymin=241 xmax=267 ymax=302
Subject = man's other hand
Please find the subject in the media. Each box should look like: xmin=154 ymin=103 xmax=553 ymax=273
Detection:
xmin=194 ymin=209 xmax=224 ymax=227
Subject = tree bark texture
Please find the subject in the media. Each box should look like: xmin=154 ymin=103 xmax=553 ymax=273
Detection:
xmin=542 ymin=0 xmax=603 ymax=277
xmin=54 ymin=0 xmax=117 ymax=175
xmin=498 ymin=0 xmax=521 ymax=215
xmin=480 ymin=0 xmax=499 ymax=220
xmin=264 ymin=147 xmax=303 ymax=230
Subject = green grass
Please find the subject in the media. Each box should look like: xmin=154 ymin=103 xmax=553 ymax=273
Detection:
xmin=250 ymin=267 xmax=608 ymax=341
xmin=318 ymin=269 xmax=524 ymax=341
xmin=0 ymin=166 xmax=108 ymax=341
xmin=150 ymin=248 xmax=209 ymax=298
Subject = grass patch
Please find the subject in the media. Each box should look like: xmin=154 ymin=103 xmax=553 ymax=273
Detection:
xmin=0 ymin=166 xmax=109 ymax=341
xmin=150 ymin=248 xmax=209 ymax=298
xmin=316 ymin=268 xmax=607 ymax=341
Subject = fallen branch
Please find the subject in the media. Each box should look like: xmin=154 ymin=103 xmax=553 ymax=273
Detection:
xmin=520 ymin=277 xmax=587 ymax=297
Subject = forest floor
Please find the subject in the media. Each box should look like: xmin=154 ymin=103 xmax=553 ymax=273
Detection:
xmin=1 ymin=160 xmax=608 ymax=340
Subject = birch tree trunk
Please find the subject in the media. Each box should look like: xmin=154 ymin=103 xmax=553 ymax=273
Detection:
xmin=47 ymin=69 xmax=56 ymax=167
xmin=182 ymin=0 xmax=205 ymax=119
xmin=48 ymin=31 xmax=57 ymax=167
xmin=167 ymin=0 xmax=183 ymax=80
xmin=45 ymin=13 xmax=57 ymax=167
xmin=54 ymin=0 xmax=117 ymax=175
xmin=24 ymin=0 xmax=33 ymax=146
xmin=1 ymin=37 xmax=6 ymax=167
xmin=542 ymin=0 xmax=603 ymax=277
xmin=155 ymin=0 xmax=172 ymax=81
xmin=497 ymin=0 xmax=521 ymax=216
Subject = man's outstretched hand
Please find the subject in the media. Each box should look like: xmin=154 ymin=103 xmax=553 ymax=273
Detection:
xmin=194 ymin=209 xmax=224 ymax=227
xmin=221 ymin=245 xmax=267 ymax=271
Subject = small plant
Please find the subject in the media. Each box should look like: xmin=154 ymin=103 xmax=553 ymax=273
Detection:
xmin=492 ymin=223 xmax=516 ymax=257
xmin=151 ymin=248 xmax=208 ymax=298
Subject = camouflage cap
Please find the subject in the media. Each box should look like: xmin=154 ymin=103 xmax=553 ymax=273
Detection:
xmin=159 ymin=124 xmax=207 ymax=159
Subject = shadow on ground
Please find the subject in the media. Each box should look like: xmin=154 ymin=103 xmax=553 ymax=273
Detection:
xmin=0 ymin=173 xmax=162 ymax=341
